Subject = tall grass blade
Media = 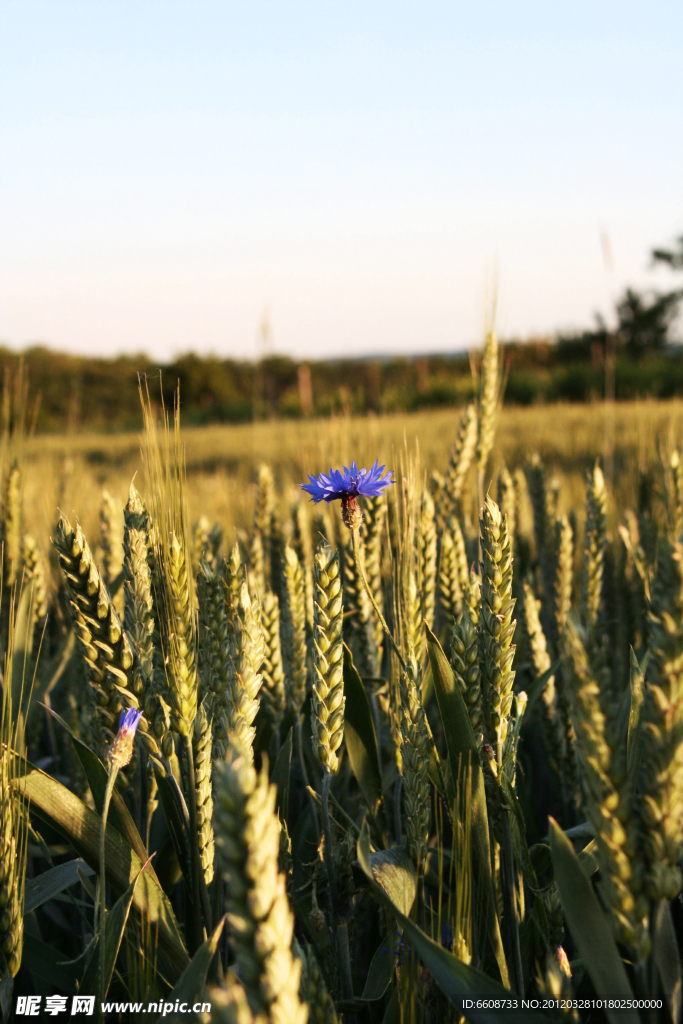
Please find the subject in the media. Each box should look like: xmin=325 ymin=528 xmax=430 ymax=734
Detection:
xmin=153 ymin=917 xmax=225 ymax=1023
xmin=24 ymin=859 xmax=94 ymax=914
xmin=548 ymin=818 xmax=637 ymax=1024
xmin=368 ymin=845 xmax=416 ymax=916
xmin=343 ymin=645 xmax=384 ymax=828
xmin=21 ymin=935 xmax=80 ymax=994
xmin=80 ymin=861 xmax=148 ymax=997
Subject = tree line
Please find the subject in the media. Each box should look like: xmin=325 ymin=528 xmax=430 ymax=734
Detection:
xmin=1 ymin=235 xmax=681 ymax=432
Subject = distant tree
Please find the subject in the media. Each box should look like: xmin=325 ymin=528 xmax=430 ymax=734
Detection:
xmin=652 ymin=234 xmax=683 ymax=270
xmin=557 ymin=283 xmax=682 ymax=363
xmin=615 ymin=286 xmax=682 ymax=357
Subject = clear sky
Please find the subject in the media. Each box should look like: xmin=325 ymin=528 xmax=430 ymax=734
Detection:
xmin=1 ymin=1 xmax=682 ymax=361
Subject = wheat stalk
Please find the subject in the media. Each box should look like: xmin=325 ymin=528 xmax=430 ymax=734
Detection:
xmin=361 ymin=493 xmax=386 ymax=670
xmin=439 ymin=403 xmax=477 ymax=523
xmin=563 ymin=622 xmax=648 ymax=958
xmin=197 ymin=561 xmax=232 ymax=758
xmin=640 ymin=537 xmax=683 ymax=902
xmin=281 ymin=545 xmax=308 ymax=719
xmin=450 ymin=606 xmax=482 ymax=743
xmin=580 ymin=462 xmax=607 ymax=633
xmin=341 ymin=530 xmax=375 ymax=677
xmin=476 ymin=331 xmax=500 ymax=483
xmin=165 ymin=531 xmax=199 ymax=737
xmin=99 ymin=489 xmax=124 ymax=599
xmin=311 ymin=540 xmax=344 ymax=775
xmin=497 ymin=466 xmax=516 ymax=553
xmin=2 ymin=461 xmax=22 ymax=594
xmin=525 ymin=455 xmax=556 ymax=610
xmin=399 ymin=655 xmax=432 ymax=866
xmin=479 ymin=497 xmax=516 ymax=765
xmin=670 ymin=450 xmax=683 ymax=539
xmin=523 ymin=582 xmax=561 ymax=772
xmin=20 ymin=533 xmax=48 ymax=652
xmin=254 ymin=464 xmax=276 ymax=589
xmin=53 ymin=515 xmax=134 ymax=753
xmin=294 ymin=938 xmax=339 ymax=1024
xmin=438 ymin=527 xmax=463 ymax=631
xmin=260 ymin=591 xmax=287 ymax=729
xmin=0 ymin=639 xmax=28 ymax=978
xmin=404 ymin=569 xmax=425 ymax=667
xmin=123 ymin=483 xmax=156 ymax=704
xmin=213 ymin=752 xmax=308 ymax=1024
xmin=220 ymin=580 xmax=264 ymax=763
xmin=193 ymin=697 xmax=214 ymax=886
xmin=419 ymin=490 xmax=437 ymax=632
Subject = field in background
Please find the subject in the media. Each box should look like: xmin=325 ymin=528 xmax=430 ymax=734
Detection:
xmin=25 ymin=398 xmax=683 ymax=552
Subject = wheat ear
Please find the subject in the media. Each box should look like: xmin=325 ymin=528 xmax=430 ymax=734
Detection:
xmin=563 ymin=622 xmax=648 ymax=958
xmin=580 ymin=462 xmax=607 ymax=633
xmin=419 ymin=490 xmax=437 ymax=632
xmin=281 ymin=545 xmax=308 ymax=719
xmin=450 ymin=606 xmax=482 ymax=742
xmin=399 ymin=655 xmax=432 ymax=866
xmin=310 ymin=540 xmax=345 ymax=774
xmin=640 ymin=537 xmax=683 ymax=901
xmin=260 ymin=591 xmax=287 ymax=729
xmin=479 ymin=497 xmax=516 ymax=765
xmin=53 ymin=515 xmax=134 ymax=752
xmin=217 ymin=580 xmax=264 ymax=763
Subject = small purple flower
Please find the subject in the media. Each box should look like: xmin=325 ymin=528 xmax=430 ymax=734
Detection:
xmin=109 ymin=706 xmax=143 ymax=769
xmin=301 ymin=460 xmax=394 ymax=528
xmin=120 ymin=707 xmax=143 ymax=734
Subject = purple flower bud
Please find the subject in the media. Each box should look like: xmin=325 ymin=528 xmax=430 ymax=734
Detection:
xmin=109 ymin=707 xmax=143 ymax=769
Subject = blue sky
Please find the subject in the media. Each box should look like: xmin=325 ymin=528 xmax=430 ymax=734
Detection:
xmin=1 ymin=1 xmax=682 ymax=360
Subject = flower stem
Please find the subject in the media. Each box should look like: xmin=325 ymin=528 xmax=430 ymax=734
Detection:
xmin=98 ymin=763 xmax=119 ymax=1009
xmin=336 ymin=919 xmax=355 ymax=1002
xmin=351 ymin=525 xmax=406 ymax=673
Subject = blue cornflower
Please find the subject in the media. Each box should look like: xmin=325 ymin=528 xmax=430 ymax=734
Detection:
xmin=301 ymin=460 xmax=394 ymax=528
xmin=109 ymin=706 xmax=143 ymax=769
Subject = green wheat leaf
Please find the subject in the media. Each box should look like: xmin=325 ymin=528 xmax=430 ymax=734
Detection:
xmin=549 ymin=818 xmax=638 ymax=1024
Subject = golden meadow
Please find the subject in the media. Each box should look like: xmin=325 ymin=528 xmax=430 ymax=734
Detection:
xmin=25 ymin=398 xmax=683 ymax=544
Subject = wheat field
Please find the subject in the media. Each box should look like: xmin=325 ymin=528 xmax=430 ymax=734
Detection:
xmin=24 ymin=397 xmax=683 ymax=545
xmin=3 ymin=353 xmax=683 ymax=1023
